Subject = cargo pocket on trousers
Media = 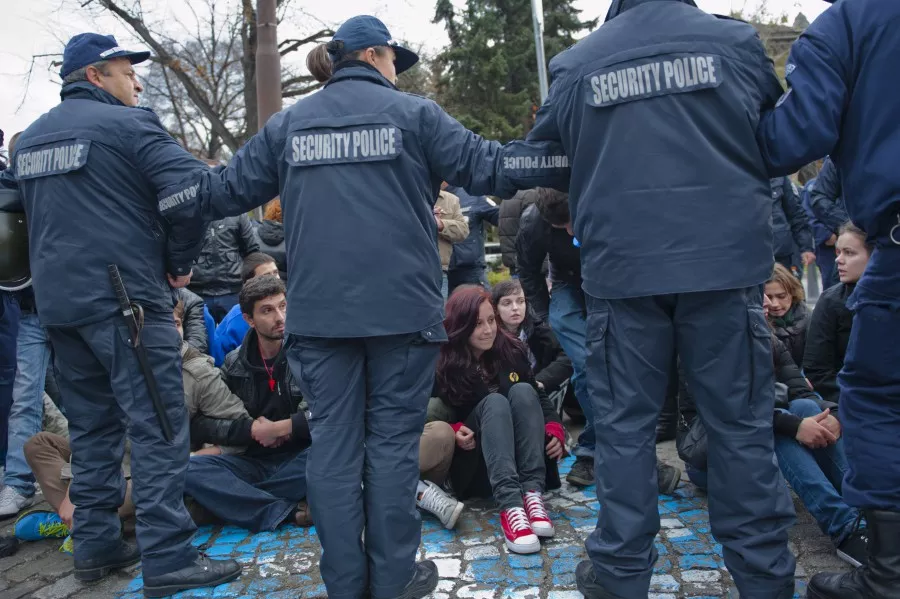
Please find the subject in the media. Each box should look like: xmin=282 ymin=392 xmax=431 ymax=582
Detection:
xmin=584 ymin=304 xmax=611 ymax=417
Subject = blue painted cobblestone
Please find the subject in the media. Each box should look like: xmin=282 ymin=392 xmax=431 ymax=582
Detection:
xmin=116 ymin=456 xmax=810 ymax=598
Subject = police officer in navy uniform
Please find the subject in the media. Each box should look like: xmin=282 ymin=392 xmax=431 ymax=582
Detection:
xmin=158 ymin=15 xmax=567 ymax=599
xmin=522 ymin=0 xmax=798 ymax=596
xmin=757 ymin=0 xmax=900 ymax=596
xmin=0 ymin=34 xmax=241 ymax=597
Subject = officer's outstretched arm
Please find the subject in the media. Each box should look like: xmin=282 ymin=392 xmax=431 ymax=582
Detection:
xmin=423 ymin=103 xmax=568 ymax=199
xmin=757 ymin=10 xmax=851 ymax=176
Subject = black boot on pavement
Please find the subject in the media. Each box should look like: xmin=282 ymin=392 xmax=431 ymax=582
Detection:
xmin=808 ymin=509 xmax=900 ymax=599
xmin=575 ymin=560 xmax=627 ymax=599
xmin=74 ymin=540 xmax=141 ymax=582
xmin=142 ymin=555 xmax=242 ymax=598
xmin=566 ymin=456 xmax=594 ymax=487
xmin=395 ymin=560 xmax=438 ymax=599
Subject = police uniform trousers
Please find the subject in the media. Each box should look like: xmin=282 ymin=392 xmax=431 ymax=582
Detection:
xmin=46 ymin=311 xmax=198 ymax=577
xmin=287 ymin=328 xmax=442 ymax=599
xmin=838 ymin=243 xmax=900 ymax=510
xmin=583 ymin=286 xmax=797 ymax=598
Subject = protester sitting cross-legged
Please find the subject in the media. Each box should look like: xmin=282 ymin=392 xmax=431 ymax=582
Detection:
xmin=212 ymin=252 xmax=280 ymax=366
xmin=679 ymin=292 xmax=866 ymax=568
xmin=429 ymin=287 xmax=564 ymax=554
xmin=416 ymin=421 xmax=465 ymax=529
xmin=185 ymin=276 xmax=313 ymax=532
xmin=18 ymin=299 xmax=252 ymax=550
xmin=802 ymin=223 xmax=873 ymax=405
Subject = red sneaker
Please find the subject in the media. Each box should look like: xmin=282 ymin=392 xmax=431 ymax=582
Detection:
xmin=501 ymin=507 xmax=540 ymax=554
xmin=524 ymin=491 xmax=554 ymax=538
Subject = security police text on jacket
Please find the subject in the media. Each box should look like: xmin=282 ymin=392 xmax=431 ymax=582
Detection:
xmin=770 ymin=176 xmax=814 ymax=269
xmin=516 ymin=203 xmax=581 ymax=321
xmin=523 ymin=0 xmax=797 ymax=596
xmin=189 ymin=215 xmax=259 ymax=298
xmin=0 ymin=33 xmax=241 ymax=594
xmin=757 ymin=0 xmax=900 ymax=593
xmin=157 ymin=15 xmax=567 ymax=599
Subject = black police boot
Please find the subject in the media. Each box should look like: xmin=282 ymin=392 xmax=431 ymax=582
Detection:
xmin=141 ymin=555 xmax=242 ymax=598
xmin=394 ymin=560 xmax=438 ymax=599
xmin=726 ymin=584 xmax=794 ymax=598
xmin=656 ymin=390 xmax=678 ymax=443
xmin=575 ymin=560 xmax=626 ymax=599
xmin=74 ymin=540 xmax=141 ymax=582
xmin=808 ymin=510 xmax=900 ymax=599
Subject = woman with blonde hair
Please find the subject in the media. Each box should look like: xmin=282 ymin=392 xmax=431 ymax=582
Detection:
xmin=765 ymin=262 xmax=810 ymax=366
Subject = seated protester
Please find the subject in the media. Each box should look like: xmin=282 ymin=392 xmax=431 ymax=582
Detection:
xmin=679 ymin=293 xmax=866 ymax=568
xmin=212 ymin=253 xmax=280 ymax=366
xmin=803 ymin=223 xmax=873 ymax=405
xmin=17 ymin=300 xmax=251 ymax=550
xmin=416 ymin=421 xmax=465 ymax=530
xmin=175 ymin=287 xmax=210 ymax=354
xmin=428 ymin=287 xmax=564 ymax=554
xmin=186 ymin=277 xmax=313 ymax=533
xmin=492 ymin=279 xmax=573 ymax=396
xmin=765 ymin=262 xmax=810 ymax=366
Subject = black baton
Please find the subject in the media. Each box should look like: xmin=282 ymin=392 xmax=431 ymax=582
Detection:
xmin=108 ymin=264 xmax=175 ymax=442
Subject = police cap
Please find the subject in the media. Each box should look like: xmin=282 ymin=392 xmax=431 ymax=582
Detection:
xmin=60 ymin=33 xmax=151 ymax=79
xmin=331 ymin=16 xmax=419 ymax=75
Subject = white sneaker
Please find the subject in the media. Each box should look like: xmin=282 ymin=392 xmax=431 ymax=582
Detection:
xmin=0 ymin=485 xmax=36 ymax=518
xmin=417 ymin=481 xmax=464 ymax=529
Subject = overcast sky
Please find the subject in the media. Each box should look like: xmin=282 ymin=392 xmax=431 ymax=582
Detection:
xmin=0 ymin=0 xmax=829 ymax=139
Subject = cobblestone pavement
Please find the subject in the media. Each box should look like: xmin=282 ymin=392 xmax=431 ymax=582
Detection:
xmin=0 ymin=442 xmax=849 ymax=599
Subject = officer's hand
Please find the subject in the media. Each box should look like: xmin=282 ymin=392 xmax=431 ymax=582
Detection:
xmin=168 ymin=271 xmax=193 ymax=288
xmin=796 ymin=413 xmax=837 ymax=448
xmin=455 ymin=426 xmax=476 ymax=451
xmin=545 ymin=436 xmax=564 ymax=461
xmin=802 ymin=252 xmax=817 ymax=266
xmin=825 ymin=234 xmax=837 ymax=247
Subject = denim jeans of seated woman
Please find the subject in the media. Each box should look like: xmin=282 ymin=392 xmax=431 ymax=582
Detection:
xmin=686 ymin=398 xmax=860 ymax=546
xmin=774 ymin=398 xmax=860 ymax=545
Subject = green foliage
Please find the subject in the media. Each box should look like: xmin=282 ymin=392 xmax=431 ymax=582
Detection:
xmin=487 ymin=265 xmax=511 ymax=287
xmin=433 ymin=0 xmax=596 ymax=142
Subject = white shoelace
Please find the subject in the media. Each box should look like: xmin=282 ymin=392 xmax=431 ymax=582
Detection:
xmin=524 ymin=492 xmax=549 ymax=520
xmin=505 ymin=507 xmax=532 ymax=533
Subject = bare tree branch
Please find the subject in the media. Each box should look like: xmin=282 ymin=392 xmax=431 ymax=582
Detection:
xmin=16 ymin=53 xmax=63 ymax=113
xmin=278 ymin=29 xmax=333 ymax=56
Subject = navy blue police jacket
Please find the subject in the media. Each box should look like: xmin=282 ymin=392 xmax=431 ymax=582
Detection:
xmin=159 ymin=62 xmax=568 ymax=338
xmin=446 ymin=185 xmax=500 ymax=271
xmin=808 ymin=157 xmax=848 ymax=235
xmin=801 ymin=179 xmax=835 ymax=249
xmin=525 ymin=0 xmax=784 ymax=299
xmin=757 ymin=0 xmax=900 ymax=300
xmin=771 ymin=176 xmax=813 ymax=259
xmin=0 ymin=83 xmax=207 ymax=327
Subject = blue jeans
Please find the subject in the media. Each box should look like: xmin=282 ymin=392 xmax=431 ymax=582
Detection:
xmin=5 ymin=312 xmax=51 ymax=496
xmin=548 ymin=282 xmax=594 ymax=456
xmin=775 ymin=399 xmax=860 ymax=544
xmin=185 ymin=451 xmax=308 ymax=532
xmin=0 ymin=294 xmax=20 ymax=467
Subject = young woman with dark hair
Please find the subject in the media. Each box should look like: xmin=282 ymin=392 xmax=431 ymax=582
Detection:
xmin=429 ymin=287 xmax=565 ymax=554
xmin=803 ymin=223 xmax=874 ymax=404
xmin=491 ymin=279 xmax=573 ymax=396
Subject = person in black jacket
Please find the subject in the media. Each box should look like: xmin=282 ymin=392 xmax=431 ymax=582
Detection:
xmin=174 ymin=287 xmax=209 ymax=354
xmin=429 ymin=287 xmax=564 ymax=555
xmin=803 ymin=223 xmax=873 ymax=405
xmin=257 ymin=199 xmax=287 ymax=282
xmin=770 ymin=176 xmax=815 ymax=275
xmin=765 ymin=263 xmax=811 ymax=366
xmin=184 ymin=276 xmax=312 ymax=533
xmin=679 ymin=292 xmax=867 ymax=568
xmin=808 ymin=158 xmax=849 ymax=288
xmin=189 ymin=214 xmax=260 ymax=323
xmin=498 ymin=190 xmax=538 ymax=276
xmin=491 ymin=279 xmax=573 ymax=395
